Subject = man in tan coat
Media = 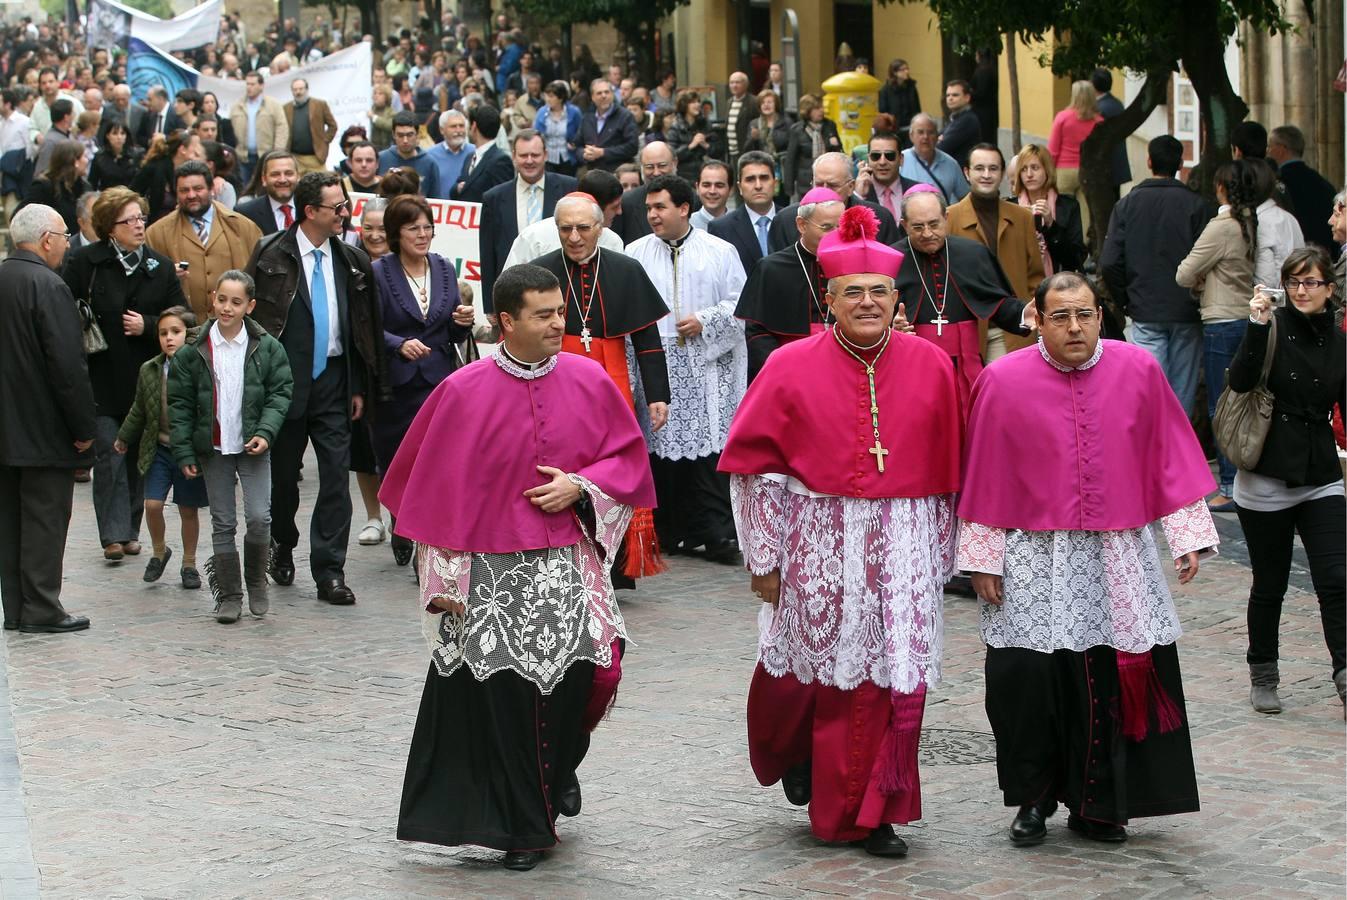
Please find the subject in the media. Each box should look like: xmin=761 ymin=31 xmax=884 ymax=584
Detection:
xmin=230 ymin=72 xmax=289 ymax=186
xmin=283 ymin=79 xmax=339 ymax=174
xmin=146 ymin=160 xmax=263 ymax=321
xmin=947 ymin=143 xmax=1044 ymax=357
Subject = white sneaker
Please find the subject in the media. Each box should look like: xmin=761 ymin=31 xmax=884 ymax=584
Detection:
xmin=358 ymin=519 xmax=386 ymax=545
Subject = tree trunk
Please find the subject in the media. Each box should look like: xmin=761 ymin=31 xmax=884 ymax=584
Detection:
xmin=1176 ymin=0 xmax=1249 ymax=197
xmin=618 ymin=20 xmax=657 ymax=87
xmin=561 ymin=22 xmax=573 ymax=75
xmin=1006 ymin=34 xmax=1021 ymax=153
xmin=1079 ymin=67 xmax=1171 ymax=259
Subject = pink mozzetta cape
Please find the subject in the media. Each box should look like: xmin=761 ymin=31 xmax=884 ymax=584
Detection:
xmin=957 ymin=340 xmax=1215 ymax=531
xmin=718 ymin=328 xmax=962 ymax=498
xmin=380 ymin=352 xmax=657 ymax=554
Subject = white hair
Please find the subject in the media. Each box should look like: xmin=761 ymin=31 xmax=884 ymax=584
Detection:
xmin=798 ymin=198 xmax=843 ymax=222
xmin=554 ymin=195 xmax=602 ymax=223
xmin=812 ymin=152 xmax=851 ymax=176
xmin=9 ymin=203 xmax=61 ymax=245
xmin=439 ymin=109 xmax=466 ymax=130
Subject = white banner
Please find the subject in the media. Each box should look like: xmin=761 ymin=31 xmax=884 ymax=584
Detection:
xmin=348 ymin=192 xmax=483 ymax=286
xmin=88 ymin=0 xmax=221 ymax=52
xmin=197 ymin=42 xmax=373 ymax=169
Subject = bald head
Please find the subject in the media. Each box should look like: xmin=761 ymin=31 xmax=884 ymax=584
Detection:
xmin=729 ymin=71 xmax=750 ymax=98
xmin=640 ymin=141 xmax=676 ymax=181
xmin=812 ymin=152 xmax=855 ymax=199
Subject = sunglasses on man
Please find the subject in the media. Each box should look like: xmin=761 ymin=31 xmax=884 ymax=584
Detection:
xmin=869 ymin=150 xmax=898 ymax=162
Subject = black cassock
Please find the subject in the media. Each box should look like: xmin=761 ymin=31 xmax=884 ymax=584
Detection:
xmin=734 ymin=242 xmax=832 ymax=382
xmin=532 ymin=247 xmax=671 ymax=405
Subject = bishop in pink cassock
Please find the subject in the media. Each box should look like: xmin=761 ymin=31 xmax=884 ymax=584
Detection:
xmin=720 ymin=206 xmax=961 ymax=858
xmin=957 ymin=271 xmax=1219 ymax=848
xmin=380 ymin=265 xmax=655 ymax=872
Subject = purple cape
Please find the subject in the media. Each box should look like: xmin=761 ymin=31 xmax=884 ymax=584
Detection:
xmin=957 ymin=340 xmax=1215 ymax=531
xmin=379 ymin=352 xmax=656 ymax=554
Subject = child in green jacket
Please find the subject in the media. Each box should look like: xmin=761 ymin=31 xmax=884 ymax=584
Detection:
xmin=114 ymin=307 xmax=207 ymax=589
xmin=168 ymin=270 xmax=293 ymax=624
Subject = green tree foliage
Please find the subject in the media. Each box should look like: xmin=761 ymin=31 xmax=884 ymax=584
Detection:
xmin=894 ymin=0 xmax=1289 ymax=251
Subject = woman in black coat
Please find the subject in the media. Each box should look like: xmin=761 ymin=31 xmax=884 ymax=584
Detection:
xmin=20 ymin=140 xmax=91 ymax=235
xmin=878 ymin=59 xmax=921 ymax=146
xmin=1010 ymin=144 xmax=1087 ymax=274
xmin=1231 ymin=246 xmax=1346 ymax=714
xmin=62 ymin=186 xmax=185 ymax=560
xmin=89 ymin=118 xmax=139 ymax=190
xmin=783 ymin=94 xmax=842 ymax=203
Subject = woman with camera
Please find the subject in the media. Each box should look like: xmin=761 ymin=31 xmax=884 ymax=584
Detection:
xmin=1229 ymin=246 xmax=1345 ymax=714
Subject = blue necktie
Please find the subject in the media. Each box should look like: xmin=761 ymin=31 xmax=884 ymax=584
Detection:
xmin=311 ymin=247 xmax=328 ymax=380
xmin=756 ymin=215 xmax=770 ymax=257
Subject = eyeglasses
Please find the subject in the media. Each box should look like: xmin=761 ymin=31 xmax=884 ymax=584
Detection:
xmin=869 ymin=151 xmax=898 ymax=162
xmin=114 ymin=215 xmax=147 ymax=226
xmin=315 ymin=201 xmax=352 ymax=213
xmin=400 ymin=223 xmax=434 ymax=234
xmin=814 ymin=179 xmax=854 ymax=192
xmin=1044 ymin=309 xmax=1100 ymax=326
xmin=641 ymin=163 xmax=673 ymax=174
xmin=1284 ymin=278 xmax=1330 ymax=291
xmin=41 ymin=228 xmax=70 ymax=241
xmin=837 ymin=286 xmax=894 ymax=302
xmin=558 ymin=223 xmax=596 ymax=235
xmin=906 ymin=221 xmax=943 ymax=234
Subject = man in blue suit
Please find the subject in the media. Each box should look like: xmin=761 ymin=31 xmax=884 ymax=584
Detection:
xmin=709 ymin=150 xmax=782 ymax=278
xmin=453 ymin=104 xmax=515 ymax=203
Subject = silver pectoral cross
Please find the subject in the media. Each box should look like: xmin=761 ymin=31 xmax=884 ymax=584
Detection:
xmin=580 ymin=326 xmax=593 ymax=352
xmin=932 ymin=313 xmax=949 ymax=336
xmin=869 ymin=437 xmax=889 ymax=472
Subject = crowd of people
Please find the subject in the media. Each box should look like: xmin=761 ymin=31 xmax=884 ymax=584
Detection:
xmin=0 ymin=7 xmax=1343 ymax=877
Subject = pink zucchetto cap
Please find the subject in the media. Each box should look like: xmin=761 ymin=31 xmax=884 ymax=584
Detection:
xmin=902 ymin=183 xmax=940 ymax=198
xmin=799 ymin=186 xmax=845 ymax=207
xmin=816 ymin=205 xmax=905 ymax=279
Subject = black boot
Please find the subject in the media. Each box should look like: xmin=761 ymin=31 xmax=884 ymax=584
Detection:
xmin=556 ymin=770 xmax=582 ymax=817
xmin=1010 ymin=798 xmax=1058 ymax=845
xmin=243 ymin=540 xmax=270 ymax=617
xmin=850 ymin=824 xmax=908 ymax=857
xmin=268 ymin=540 xmax=295 ymax=586
xmin=206 ymin=552 xmax=244 ymax=624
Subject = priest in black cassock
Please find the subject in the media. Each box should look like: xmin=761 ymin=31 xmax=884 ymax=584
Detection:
xmin=891 ymin=187 xmax=1035 ymax=413
xmin=734 ymin=188 xmax=845 ymax=382
xmin=532 ymin=192 xmax=672 ymax=585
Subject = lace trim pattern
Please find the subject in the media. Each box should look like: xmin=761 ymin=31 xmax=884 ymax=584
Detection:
xmin=491 ymin=344 xmax=559 ymax=380
xmin=1037 ymin=335 xmax=1104 ymax=372
xmin=730 ymin=474 xmax=955 ymax=693
xmin=416 ymin=475 xmax=631 ymax=694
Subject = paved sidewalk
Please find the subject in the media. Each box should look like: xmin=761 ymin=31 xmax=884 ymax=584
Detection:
xmin=1 ymin=471 xmax=1343 ymax=899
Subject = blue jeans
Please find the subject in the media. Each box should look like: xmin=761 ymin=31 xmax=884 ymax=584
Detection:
xmin=1204 ymin=319 xmax=1248 ymax=494
xmin=1131 ymin=321 xmax=1203 ymax=417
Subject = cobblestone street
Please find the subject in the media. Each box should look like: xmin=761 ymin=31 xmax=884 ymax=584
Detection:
xmin=1 ymin=467 xmax=1344 ymax=899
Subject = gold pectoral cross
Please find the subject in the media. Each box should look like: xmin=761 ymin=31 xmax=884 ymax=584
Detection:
xmin=869 ymin=436 xmax=889 ymax=472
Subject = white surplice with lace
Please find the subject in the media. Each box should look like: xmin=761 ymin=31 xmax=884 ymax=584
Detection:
xmin=625 ymin=228 xmax=748 ymax=460
xmin=731 ymin=473 xmax=956 ymax=693
xmin=956 ymin=340 xmax=1220 ymax=654
xmin=414 ymin=348 xmax=631 ymax=695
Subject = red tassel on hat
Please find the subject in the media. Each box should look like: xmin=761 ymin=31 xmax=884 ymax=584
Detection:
xmin=837 ymin=203 xmax=880 ymax=242
xmin=622 ymin=507 xmax=667 ymax=578
xmin=1117 ymin=649 xmax=1184 ymax=742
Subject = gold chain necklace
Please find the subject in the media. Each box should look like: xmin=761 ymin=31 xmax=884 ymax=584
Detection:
xmin=831 ymin=326 xmax=892 ymax=472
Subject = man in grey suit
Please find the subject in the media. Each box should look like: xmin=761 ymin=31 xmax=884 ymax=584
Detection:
xmin=0 ymin=204 xmax=96 ymax=633
xmin=104 ymin=83 xmax=147 ymax=149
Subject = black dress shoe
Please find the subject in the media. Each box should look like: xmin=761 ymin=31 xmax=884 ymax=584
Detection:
xmin=850 ymin=824 xmax=909 ymax=858
xmin=1010 ymin=798 xmax=1058 ymax=845
xmin=391 ymin=534 xmax=414 ymax=567
xmin=3 ymin=620 xmax=17 ymax=631
xmin=782 ymin=761 xmax=811 ymax=806
xmin=1067 ymin=813 xmax=1127 ymax=843
xmin=19 ymin=615 xmax=90 ymax=633
xmin=317 ymin=578 xmax=356 ymax=605
xmin=703 ymin=538 xmax=742 ymax=566
xmin=556 ymin=771 xmax=582 ymax=817
xmin=502 ymin=850 xmax=543 ymax=871
xmin=269 ymin=543 xmax=295 ymax=586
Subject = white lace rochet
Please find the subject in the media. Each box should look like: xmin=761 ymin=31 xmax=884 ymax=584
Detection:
xmin=731 ymin=473 xmax=956 ymax=694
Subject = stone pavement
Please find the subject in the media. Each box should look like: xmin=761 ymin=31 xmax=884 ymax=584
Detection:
xmin=1 ymin=469 xmax=1344 ymax=900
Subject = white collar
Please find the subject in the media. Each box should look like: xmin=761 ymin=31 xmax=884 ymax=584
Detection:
xmin=493 ymin=343 xmax=558 ymax=379
xmin=296 ymin=225 xmax=326 ymax=258
xmin=210 ymin=322 xmax=248 ymax=347
xmin=748 ymin=206 xmax=775 ymax=224
xmin=1038 ymin=336 xmax=1104 ymax=372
